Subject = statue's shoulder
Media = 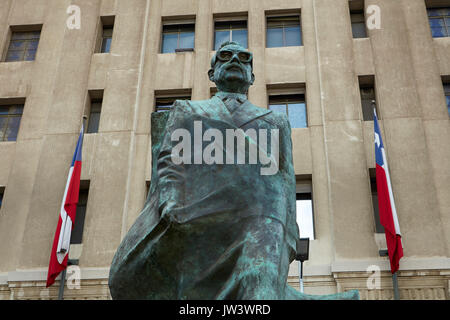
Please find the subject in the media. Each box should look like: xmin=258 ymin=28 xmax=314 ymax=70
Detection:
xmin=171 ymin=98 xmax=212 ymax=114
xmin=248 ymin=102 xmax=290 ymax=129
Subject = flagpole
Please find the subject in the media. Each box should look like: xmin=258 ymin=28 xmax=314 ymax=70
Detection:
xmin=58 ymin=268 xmax=67 ymax=300
xmin=374 ymin=103 xmax=402 ymax=300
xmin=379 ymin=249 xmax=400 ymax=300
xmin=57 ymin=116 xmax=87 ymax=300
xmin=392 ymin=272 xmax=400 ymax=300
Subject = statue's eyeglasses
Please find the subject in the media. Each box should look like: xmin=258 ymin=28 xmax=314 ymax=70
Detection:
xmin=217 ymin=50 xmax=252 ymax=63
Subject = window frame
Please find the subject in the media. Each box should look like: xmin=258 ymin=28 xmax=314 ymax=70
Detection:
xmin=154 ymin=91 xmax=192 ymax=112
xmin=268 ymin=93 xmax=308 ymax=128
xmin=369 ymin=170 xmax=385 ymax=234
xmin=70 ymin=181 xmax=90 ymax=245
xmin=95 ymin=16 xmax=115 ymax=54
xmin=266 ymin=14 xmax=302 ymax=48
xmin=3 ymin=25 xmax=42 ymax=62
xmin=161 ymin=22 xmax=196 ymax=53
xmin=85 ymin=90 xmax=103 ymax=134
xmin=350 ymin=11 xmax=368 ymax=38
xmin=0 ymin=103 xmax=25 ymax=142
xmin=296 ymin=179 xmax=315 ymax=240
xmin=358 ymin=75 xmax=377 ymax=121
xmin=0 ymin=186 xmax=4 ymax=211
xmin=214 ymin=20 xmax=248 ymax=50
xmin=443 ymin=82 xmax=450 ymax=117
xmin=427 ymin=7 xmax=450 ymax=38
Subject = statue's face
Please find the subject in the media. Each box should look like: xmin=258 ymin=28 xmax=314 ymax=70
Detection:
xmin=209 ymin=44 xmax=255 ymax=94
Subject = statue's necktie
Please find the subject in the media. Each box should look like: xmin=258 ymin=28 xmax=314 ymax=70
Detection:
xmin=223 ymin=97 xmax=242 ymax=114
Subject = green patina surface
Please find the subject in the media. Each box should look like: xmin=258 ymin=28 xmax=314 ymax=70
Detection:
xmin=108 ymin=42 xmax=359 ymax=300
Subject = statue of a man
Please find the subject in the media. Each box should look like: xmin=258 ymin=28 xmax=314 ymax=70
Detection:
xmin=108 ymin=41 xmax=358 ymax=300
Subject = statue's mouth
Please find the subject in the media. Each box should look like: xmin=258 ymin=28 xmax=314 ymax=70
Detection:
xmin=226 ymin=64 xmax=243 ymax=72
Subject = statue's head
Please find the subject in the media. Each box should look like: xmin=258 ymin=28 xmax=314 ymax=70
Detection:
xmin=208 ymin=41 xmax=255 ymax=94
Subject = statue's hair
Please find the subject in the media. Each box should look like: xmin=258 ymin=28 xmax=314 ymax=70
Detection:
xmin=210 ymin=41 xmax=253 ymax=69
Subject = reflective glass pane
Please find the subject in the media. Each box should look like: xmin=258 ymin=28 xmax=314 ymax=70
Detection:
xmin=269 ymin=104 xmax=287 ymax=115
xmin=352 ymin=22 xmax=367 ymax=38
xmin=429 ymin=17 xmax=444 ymax=27
xmin=445 ymin=17 xmax=450 ymax=26
xmin=30 ymin=31 xmax=41 ymax=39
xmin=267 ymin=27 xmax=283 ymax=48
xmin=446 ymin=95 xmax=450 ymax=116
xmin=101 ymin=37 xmax=112 ymax=53
xmin=103 ymin=27 xmax=113 ymax=38
xmin=27 ymin=40 xmax=40 ymax=50
xmin=162 ymin=33 xmax=178 ymax=53
xmin=361 ymin=99 xmax=375 ymax=121
xmin=431 ymin=26 xmax=446 ymax=37
xmin=5 ymin=50 xmax=23 ymax=62
xmin=285 ymin=26 xmax=302 ymax=46
xmin=9 ymin=105 xmax=24 ymax=115
xmin=179 ymin=31 xmax=195 ymax=49
xmin=11 ymin=32 xmax=31 ymax=40
xmin=0 ymin=117 xmax=7 ymax=141
xmin=0 ymin=107 xmax=9 ymax=115
xmin=296 ymin=199 xmax=314 ymax=240
xmin=232 ymin=29 xmax=248 ymax=48
xmin=288 ymin=103 xmax=307 ymax=128
xmin=87 ymin=112 xmax=100 ymax=133
xmin=8 ymin=40 xmax=27 ymax=51
xmin=5 ymin=116 xmax=21 ymax=141
xmin=24 ymin=49 xmax=37 ymax=61
xmin=215 ymin=30 xmax=230 ymax=50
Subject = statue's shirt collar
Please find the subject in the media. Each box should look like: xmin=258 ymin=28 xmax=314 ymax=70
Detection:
xmin=214 ymin=91 xmax=247 ymax=104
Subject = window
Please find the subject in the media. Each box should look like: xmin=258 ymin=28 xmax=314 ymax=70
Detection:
xmin=351 ymin=12 xmax=367 ymax=38
xmin=369 ymin=171 xmax=384 ymax=234
xmin=70 ymin=181 xmax=90 ymax=245
xmin=155 ymin=95 xmax=191 ymax=112
xmin=349 ymin=1 xmax=367 ymax=38
xmin=214 ymin=20 xmax=248 ymax=50
xmin=0 ymin=104 xmax=24 ymax=141
xmin=86 ymin=91 xmax=103 ymax=133
xmin=97 ymin=16 xmax=115 ymax=53
xmin=444 ymin=82 xmax=450 ymax=116
xmin=359 ymin=75 xmax=376 ymax=121
xmin=101 ymin=26 xmax=113 ymax=53
xmin=266 ymin=16 xmax=302 ymax=48
xmin=296 ymin=180 xmax=315 ymax=240
xmin=427 ymin=7 xmax=450 ymax=38
xmin=269 ymin=94 xmax=307 ymax=128
xmin=0 ymin=187 xmax=4 ymax=210
xmin=161 ymin=23 xmax=195 ymax=53
xmin=4 ymin=29 xmax=41 ymax=62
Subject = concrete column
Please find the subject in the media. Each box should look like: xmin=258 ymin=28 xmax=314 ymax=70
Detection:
xmin=367 ymin=0 xmax=447 ymax=257
xmin=313 ymin=0 xmax=377 ymax=260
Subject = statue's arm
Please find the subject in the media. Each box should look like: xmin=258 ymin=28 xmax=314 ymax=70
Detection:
xmin=155 ymin=101 xmax=187 ymax=219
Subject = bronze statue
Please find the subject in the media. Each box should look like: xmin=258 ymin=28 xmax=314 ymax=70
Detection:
xmin=108 ymin=41 xmax=358 ymax=300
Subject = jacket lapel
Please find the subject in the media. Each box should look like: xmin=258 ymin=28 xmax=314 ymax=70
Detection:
xmin=190 ymin=96 xmax=272 ymax=128
xmin=231 ymin=100 xmax=272 ymax=128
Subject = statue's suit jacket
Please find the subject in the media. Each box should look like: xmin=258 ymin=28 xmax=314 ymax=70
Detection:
xmin=109 ymin=95 xmax=299 ymax=299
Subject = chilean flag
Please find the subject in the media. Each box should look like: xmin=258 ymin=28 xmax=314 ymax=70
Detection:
xmin=46 ymin=124 xmax=84 ymax=287
xmin=374 ymin=110 xmax=403 ymax=274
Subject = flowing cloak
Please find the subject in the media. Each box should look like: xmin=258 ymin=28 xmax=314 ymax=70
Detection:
xmin=109 ymin=97 xmax=358 ymax=300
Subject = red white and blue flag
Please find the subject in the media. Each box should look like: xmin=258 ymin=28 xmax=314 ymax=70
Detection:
xmin=46 ymin=124 xmax=84 ymax=287
xmin=374 ymin=110 xmax=403 ymax=274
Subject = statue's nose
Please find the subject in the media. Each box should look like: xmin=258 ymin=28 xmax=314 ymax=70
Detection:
xmin=230 ymin=53 xmax=240 ymax=64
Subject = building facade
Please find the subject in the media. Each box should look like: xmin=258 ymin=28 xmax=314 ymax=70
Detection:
xmin=0 ymin=0 xmax=449 ymax=300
